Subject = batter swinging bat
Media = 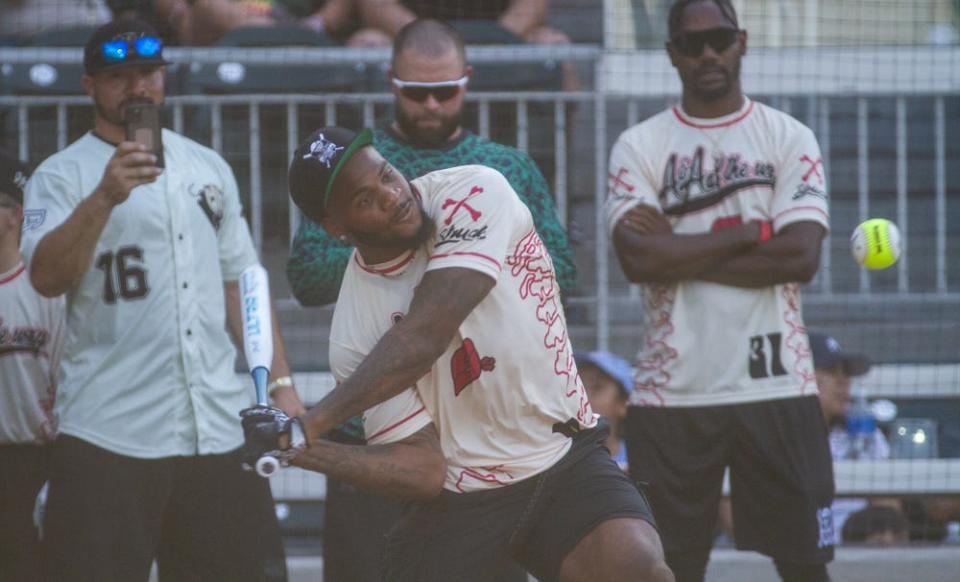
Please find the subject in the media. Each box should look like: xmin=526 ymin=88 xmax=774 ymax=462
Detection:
xmin=240 ymin=264 xmax=280 ymax=478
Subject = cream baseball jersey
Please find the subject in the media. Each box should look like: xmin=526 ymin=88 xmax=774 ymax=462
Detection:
xmin=20 ymin=130 xmax=259 ymax=458
xmin=605 ymin=98 xmax=830 ymax=407
xmin=330 ymin=165 xmax=596 ymax=493
xmin=0 ymin=262 xmax=65 ymax=444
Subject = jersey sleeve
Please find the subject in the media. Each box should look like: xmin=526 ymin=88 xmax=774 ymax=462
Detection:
xmin=604 ymin=130 xmax=662 ymax=238
xmin=426 ymin=168 xmax=527 ymax=281
xmin=286 ymin=217 xmax=353 ymax=307
xmin=770 ymin=125 xmax=830 ymax=233
xmin=214 ymin=156 xmax=259 ymax=280
xmin=329 ymin=339 xmax=430 ymax=446
xmin=19 ymin=170 xmax=81 ymax=266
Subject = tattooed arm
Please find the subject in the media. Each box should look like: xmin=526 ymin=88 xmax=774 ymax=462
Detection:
xmin=300 ymin=267 xmax=495 ymax=441
xmin=293 ymin=424 xmax=445 ymax=500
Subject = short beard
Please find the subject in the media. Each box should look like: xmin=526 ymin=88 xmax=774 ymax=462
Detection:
xmin=395 ymin=105 xmax=461 ymax=149
xmin=351 ymin=205 xmax=437 ymax=252
xmin=685 ymin=60 xmax=741 ymax=103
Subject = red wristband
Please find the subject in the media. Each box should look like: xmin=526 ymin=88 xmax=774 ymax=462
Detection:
xmin=756 ymin=220 xmax=772 ymax=243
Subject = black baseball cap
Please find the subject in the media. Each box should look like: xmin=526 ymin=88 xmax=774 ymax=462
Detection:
xmin=0 ymin=150 xmax=30 ymax=205
xmin=288 ymin=127 xmax=374 ymax=221
xmin=809 ymin=332 xmax=871 ymax=377
xmin=84 ymin=18 xmax=169 ymax=76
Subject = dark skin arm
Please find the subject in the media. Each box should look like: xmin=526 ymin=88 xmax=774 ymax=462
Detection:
xmin=696 ymin=221 xmax=826 ymax=287
xmin=300 ymin=267 xmax=495 ymax=441
xmin=293 ymin=424 xmax=445 ymax=500
xmin=612 ymin=204 xmax=760 ymax=284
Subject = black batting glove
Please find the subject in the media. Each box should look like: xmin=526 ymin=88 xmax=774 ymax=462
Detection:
xmin=239 ymin=405 xmax=307 ymax=469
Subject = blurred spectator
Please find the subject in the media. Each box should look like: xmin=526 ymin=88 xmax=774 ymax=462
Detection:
xmin=810 ymin=332 xmax=906 ymax=546
xmin=355 ymin=0 xmax=579 ymax=88
xmin=810 ymin=332 xmax=888 ymax=460
xmin=0 ymin=0 xmax=110 ymax=37
xmin=287 ymin=18 xmax=575 ymax=305
xmin=0 ymin=150 xmax=64 ymax=581
xmin=841 ymin=506 xmax=909 ymax=545
xmin=575 ymin=351 xmax=631 ymax=470
xmin=149 ymin=0 xmax=364 ymax=46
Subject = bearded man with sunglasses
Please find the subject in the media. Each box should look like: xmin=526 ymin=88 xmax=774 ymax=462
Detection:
xmin=605 ymin=1 xmax=834 ymax=581
xmin=288 ymin=18 xmax=575 ymax=306
xmin=19 ymin=19 xmax=300 ymax=581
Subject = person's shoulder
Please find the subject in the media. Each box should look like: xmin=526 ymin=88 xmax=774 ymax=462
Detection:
xmin=163 ymin=129 xmax=225 ymax=161
xmin=31 ymin=133 xmax=100 ymax=176
xmin=615 ymin=108 xmax=674 ymax=147
xmin=413 ymin=165 xmax=509 ymax=204
xmin=751 ymin=100 xmax=815 ymax=137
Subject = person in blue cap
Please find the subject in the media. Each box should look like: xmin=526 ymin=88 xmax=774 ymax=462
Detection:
xmin=576 ymin=351 xmax=633 ymax=471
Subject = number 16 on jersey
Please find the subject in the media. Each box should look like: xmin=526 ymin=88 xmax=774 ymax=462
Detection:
xmin=239 ymin=264 xmax=280 ymax=478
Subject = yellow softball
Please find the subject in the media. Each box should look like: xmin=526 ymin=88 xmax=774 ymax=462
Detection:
xmin=850 ymin=218 xmax=901 ymax=270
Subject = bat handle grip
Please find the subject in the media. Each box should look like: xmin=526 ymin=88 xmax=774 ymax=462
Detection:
xmin=252 ymin=366 xmax=270 ymax=405
xmin=255 ymin=455 xmax=280 ymax=478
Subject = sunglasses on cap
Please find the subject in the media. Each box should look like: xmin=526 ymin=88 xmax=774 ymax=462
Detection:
xmin=101 ymin=33 xmax=163 ymax=64
xmin=670 ymin=27 xmax=740 ymax=58
xmin=391 ymin=76 xmax=468 ymax=103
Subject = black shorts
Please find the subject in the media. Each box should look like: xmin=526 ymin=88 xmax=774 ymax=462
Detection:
xmin=383 ymin=425 xmax=657 ymax=582
xmin=0 ymin=443 xmax=49 ymax=581
xmin=43 ymin=435 xmax=287 ymax=581
xmin=624 ymin=395 xmax=835 ymax=564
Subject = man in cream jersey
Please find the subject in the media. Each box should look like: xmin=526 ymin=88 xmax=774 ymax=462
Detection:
xmin=242 ymin=126 xmax=675 ymax=582
xmin=20 ymin=19 xmax=302 ymax=581
xmin=606 ymin=1 xmax=834 ymax=581
xmin=0 ymin=150 xmax=64 ymax=581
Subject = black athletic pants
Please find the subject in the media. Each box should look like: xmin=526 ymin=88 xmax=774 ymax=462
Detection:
xmin=0 ymin=443 xmax=49 ymax=581
xmin=43 ymin=436 xmax=287 ymax=582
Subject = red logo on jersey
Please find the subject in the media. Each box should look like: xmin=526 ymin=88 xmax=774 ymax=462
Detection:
xmin=608 ymin=167 xmax=635 ymax=197
xmin=442 ymin=185 xmax=483 ymax=225
xmin=451 ymin=338 xmax=495 ymax=396
xmin=800 ymin=155 xmax=823 ymax=184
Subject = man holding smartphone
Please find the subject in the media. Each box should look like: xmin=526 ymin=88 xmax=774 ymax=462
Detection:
xmin=20 ymin=19 xmax=302 ymax=581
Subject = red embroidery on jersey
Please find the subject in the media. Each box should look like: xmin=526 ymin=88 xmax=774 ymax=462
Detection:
xmin=442 ymin=185 xmax=484 ymax=225
xmin=451 ymin=338 xmax=495 ymax=396
xmin=508 ymin=229 xmax=592 ymax=423
xmin=800 ymin=155 xmax=824 ymax=184
xmin=633 ymin=284 xmax=677 ymax=407
xmin=782 ymin=283 xmax=816 ymax=394
xmin=608 ymin=167 xmax=635 ymax=197
xmin=454 ymin=465 xmax=514 ymax=492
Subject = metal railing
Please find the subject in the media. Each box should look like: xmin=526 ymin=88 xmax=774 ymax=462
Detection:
xmin=2 ymin=47 xmax=959 ymax=353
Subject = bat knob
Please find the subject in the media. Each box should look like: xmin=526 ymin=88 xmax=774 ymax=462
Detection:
xmin=255 ymin=455 xmax=280 ymax=478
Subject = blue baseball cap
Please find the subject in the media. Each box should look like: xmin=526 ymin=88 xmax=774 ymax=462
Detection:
xmin=809 ymin=332 xmax=871 ymax=377
xmin=575 ymin=351 xmax=634 ymax=396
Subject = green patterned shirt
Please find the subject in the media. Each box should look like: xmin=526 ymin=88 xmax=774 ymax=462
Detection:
xmin=287 ymin=128 xmax=576 ymax=306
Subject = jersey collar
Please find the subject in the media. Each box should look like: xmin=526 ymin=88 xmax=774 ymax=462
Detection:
xmin=673 ymin=97 xmax=754 ymax=129
xmin=0 ymin=261 xmax=25 ymax=285
xmin=353 ymin=249 xmax=417 ymax=277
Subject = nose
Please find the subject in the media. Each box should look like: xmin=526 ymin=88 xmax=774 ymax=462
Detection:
xmin=423 ymin=93 xmax=442 ymax=110
xmin=378 ymin=184 xmax=403 ymax=211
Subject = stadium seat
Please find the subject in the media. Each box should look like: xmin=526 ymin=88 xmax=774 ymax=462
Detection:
xmin=184 ymin=24 xmax=369 ymax=94
xmin=0 ymin=25 xmax=98 ymax=95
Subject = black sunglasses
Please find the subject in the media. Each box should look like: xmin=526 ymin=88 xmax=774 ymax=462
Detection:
xmin=392 ymin=76 xmax=468 ymax=103
xmin=670 ymin=27 xmax=740 ymax=57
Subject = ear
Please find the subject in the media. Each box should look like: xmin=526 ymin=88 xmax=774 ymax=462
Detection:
xmin=464 ymin=64 xmax=474 ymax=81
xmin=81 ymin=74 xmax=95 ymax=99
xmin=387 ymin=66 xmax=401 ymax=98
xmin=321 ymin=216 xmax=347 ymax=241
xmin=665 ymin=42 xmax=679 ymax=69
xmin=739 ymin=29 xmax=748 ymax=56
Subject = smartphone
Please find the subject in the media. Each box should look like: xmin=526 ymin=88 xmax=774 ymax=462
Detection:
xmin=124 ymin=103 xmax=165 ymax=168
